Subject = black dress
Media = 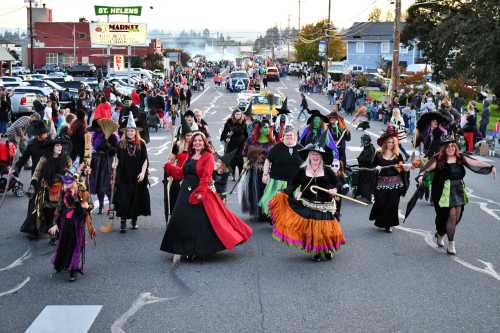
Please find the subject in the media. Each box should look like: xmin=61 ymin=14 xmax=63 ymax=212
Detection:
xmin=160 ymin=158 xmax=225 ymax=256
xmin=113 ymin=141 xmax=151 ymax=219
xmin=369 ymin=153 xmax=405 ymax=228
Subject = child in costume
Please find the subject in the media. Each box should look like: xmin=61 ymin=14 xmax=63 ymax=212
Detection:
xmin=49 ymin=161 xmax=95 ymax=282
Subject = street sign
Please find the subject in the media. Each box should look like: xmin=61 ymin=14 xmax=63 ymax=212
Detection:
xmin=90 ymin=22 xmax=147 ymax=46
xmin=114 ymin=55 xmax=124 ymax=71
xmin=94 ymin=6 xmax=142 ymax=16
xmin=319 ymin=40 xmax=327 ymax=57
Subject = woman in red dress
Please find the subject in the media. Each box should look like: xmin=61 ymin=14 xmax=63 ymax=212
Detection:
xmin=160 ymin=132 xmax=253 ymax=263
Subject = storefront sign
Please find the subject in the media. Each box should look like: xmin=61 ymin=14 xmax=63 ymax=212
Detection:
xmin=114 ymin=55 xmax=124 ymax=71
xmin=90 ymin=22 xmax=147 ymax=46
xmin=94 ymin=6 xmax=142 ymax=16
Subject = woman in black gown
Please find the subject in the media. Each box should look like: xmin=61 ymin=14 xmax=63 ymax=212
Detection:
xmin=161 ymin=132 xmax=252 ymax=262
xmin=369 ymin=129 xmax=410 ymax=232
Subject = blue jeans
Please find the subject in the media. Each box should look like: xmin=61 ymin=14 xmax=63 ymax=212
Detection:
xmin=298 ymin=106 xmax=308 ymax=121
xmin=0 ymin=121 xmax=6 ymax=134
xmin=328 ymin=93 xmax=335 ymax=105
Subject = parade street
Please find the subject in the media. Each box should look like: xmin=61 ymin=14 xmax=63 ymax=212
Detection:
xmin=1 ymin=77 xmax=499 ymax=332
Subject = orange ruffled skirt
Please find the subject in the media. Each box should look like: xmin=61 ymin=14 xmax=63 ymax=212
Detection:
xmin=269 ymin=192 xmax=346 ymax=255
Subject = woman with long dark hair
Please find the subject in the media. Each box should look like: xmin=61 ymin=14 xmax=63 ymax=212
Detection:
xmin=417 ymin=136 xmax=495 ymax=254
xmin=220 ymin=109 xmax=247 ymax=178
xmin=161 ymin=132 xmax=252 ymax=263
xmin=113 ymin=113 xmax=150 ymax=233
xmin=369 ymin=128 xmax=410 ymax=233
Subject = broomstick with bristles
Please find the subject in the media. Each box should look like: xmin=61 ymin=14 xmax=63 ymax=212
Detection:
xmin=336 ymin=106 xmax=368 ymax=144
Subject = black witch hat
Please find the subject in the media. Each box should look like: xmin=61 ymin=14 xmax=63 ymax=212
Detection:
xmin=299 ymin=143 xmax=334 ymax=165
xmin=306 ymin=109 xmax=328 ymax=125
xmin=275 ymin=97 xmax=290 ymax=115
xmin=216 ymin=149 xmax=238 ymax=170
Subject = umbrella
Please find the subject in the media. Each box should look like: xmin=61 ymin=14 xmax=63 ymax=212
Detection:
xmin=416 ymin=112 xmax=446 ymax=132
xmin=6 ymin=116 xmax=32 ymax=138
xmin=403 ymin=186 xmax=425 ymax=223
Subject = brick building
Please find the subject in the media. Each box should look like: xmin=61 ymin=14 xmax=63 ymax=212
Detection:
xmin=27 ymin=21 xmax=162 ymax=68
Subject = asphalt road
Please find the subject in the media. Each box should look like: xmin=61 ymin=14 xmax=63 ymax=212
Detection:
xmin=1 ymin=76 xmax=499 ymax=333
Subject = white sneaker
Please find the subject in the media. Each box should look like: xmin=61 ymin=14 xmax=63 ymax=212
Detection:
xmin=447 ymin=241 xmax=456 ymax=255
xmin=436 ymin=234 xmax=445 ymax=248
xmin=172 ymin=254 xmax=181 ymax=264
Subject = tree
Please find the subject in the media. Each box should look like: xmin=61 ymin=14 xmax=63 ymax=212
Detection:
xmin=130 ymin=56 xmax=143 ymax=68
xmin=368 ymin=7 xmax=382 ymax=22
xmin=294 ymin=19 xmax=346 ymax=63
xmin=144 ymin=53 xmax=164 ymax=71
xmin=384 ymin=10 xmax=394 ymax=22
xmin=401 ymin=0 xmax=500 ymax=97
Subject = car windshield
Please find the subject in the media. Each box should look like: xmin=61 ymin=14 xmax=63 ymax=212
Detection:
xmin=252 ymin=95 xmax=281 ymax=105
xmin=231 ymin=72 xmax=247 ymax=78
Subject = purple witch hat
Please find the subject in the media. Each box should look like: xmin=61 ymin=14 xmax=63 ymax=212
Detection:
xmin=60 ymin=157 xmax=80 ymax=184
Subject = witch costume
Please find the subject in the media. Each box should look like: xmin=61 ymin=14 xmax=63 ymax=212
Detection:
xmin=269 ymin=143 xmax=346 ymax=261
xmin=113 ymin=113 xmax=151 ymax=232
xmin=21 ymin=136 xmax=71 ymax=239
xmin=239 ymin=119 xmax=275 ymax=218
xmin=354 ymin=134 xmax=376 ymax=201
xmin=418 ymin=135 xmax=495 ymax=254
xmin=299 ymin=110 xmax=338 ymax=159
xmin=51 ymin=163 xmax=95 ymax=282
xmin=220 ymin=110 xmax=247 ymax=177
xmin=163 ymin=125 xmax=191 ymax=223
xmin=88 ymin=119 xmax=119 ymax=214
xmin=258 ymin=135 xmax=303 ymax=217
xmin=369 ymin=131 xmax=409 ymax=231
xmin=161 ymin=151 xmax=252 ymax=257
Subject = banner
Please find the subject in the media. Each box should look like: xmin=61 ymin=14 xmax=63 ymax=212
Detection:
xmin=95 ymin=6 xmax=142 ymax=16
xmin=90 ymin=22 xmax=147 ymax=46
xmin=319 ymin=40 xmax=327 ymax=57
xmin=113 ymin=55 xmax=124 ymax=71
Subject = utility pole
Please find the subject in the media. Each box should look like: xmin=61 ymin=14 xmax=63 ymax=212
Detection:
xmin=28 ymin=0 xmax=34 ymax=72
xmin=73 ymin=23 xmax=76 ymax=65
xmin=390 ymin=0 xmax=402 ymax=99
xmin=325 ymin=0 xmax=331 ymax=78
xmin=298 ymin=0 xmax=301 ymax=30
xmin=287 ymin=14 xmax=291 ymax=60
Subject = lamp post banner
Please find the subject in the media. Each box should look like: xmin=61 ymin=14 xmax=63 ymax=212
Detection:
xmin=90 ymin=22 xmax=147 ymax=46
xmin=94 ymin=6 xmax=142 ymax=16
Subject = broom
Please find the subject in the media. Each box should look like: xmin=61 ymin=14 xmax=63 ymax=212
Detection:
xmin=336 ymin=106 xmax=368 ymax=144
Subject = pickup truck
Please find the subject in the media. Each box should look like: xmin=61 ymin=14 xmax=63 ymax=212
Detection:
xmin=10 ymin=91 xmax=39 ymax=121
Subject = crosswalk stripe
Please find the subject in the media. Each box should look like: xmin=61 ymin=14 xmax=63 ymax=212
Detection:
xmin=26 ymin=305 xmax=102 ymax=333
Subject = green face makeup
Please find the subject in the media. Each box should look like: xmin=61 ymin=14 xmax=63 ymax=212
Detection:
xmin=312 ymin=116 xmax=321 ymax=128
xmin=261 ymin=126 xmax=269 ymax=136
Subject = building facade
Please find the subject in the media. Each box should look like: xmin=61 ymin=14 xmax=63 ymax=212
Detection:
xmin=342 ymin=22 xmax=424 ymax=72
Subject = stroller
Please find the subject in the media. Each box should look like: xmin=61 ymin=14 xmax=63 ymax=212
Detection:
xmin=0 ymin=138 xmax=24 ymax=197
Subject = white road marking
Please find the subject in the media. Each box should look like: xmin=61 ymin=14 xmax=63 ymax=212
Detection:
xmin=26 ymin=305 xmax=102 ymax=333
xmin=149 ymin=136 xmax=168 ymax=141
xmin=190 ymin=85 xmax=211 ymax=105
xmin=0 ymin=249 xmax=31 ymax=272
xmin=396 ymin=211 xmax=500 ymax=282
xmin=0 ymin=276 xmax=30 ymax=297
xmin=467 ymin=188 xmax=500 ymax=222
xmin=111 ymin=292 xmax=178 ymax=333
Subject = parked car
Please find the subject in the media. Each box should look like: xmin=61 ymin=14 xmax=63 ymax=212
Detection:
xmin=288 ymin=63 xmax=302 ymax=76
xmin=364 ymin=73 xmax=388 ymax=92
xmin=67 ymin=64 xmax=97 ymax=77
xmin=265 ymin=66 xmax=280 ymax=81
xmin=0 ymin=76 xmax=24 ymax=84
xmin=10 ymin=92 xmax=39 ymax=120
xmin=58 ymin=80 xmax=92 ymax=92
xmin=24 ymin=80 xmax=78 ymax=103
xmin=226 ymin=71 xmax=249 ymax=93
xmin=350 ymin=65 xmax=364 ymax=75
xmin=39 ymin=64 xmax=60 ymax=74
xmin=29 ymin=74 xmax=49 ymax=80
xmin=6 ymin=66 xmax=30 ymax=75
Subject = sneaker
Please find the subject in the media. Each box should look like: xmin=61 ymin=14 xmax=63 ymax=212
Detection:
xmin=312 ymin=254 xmax=322 ymax=262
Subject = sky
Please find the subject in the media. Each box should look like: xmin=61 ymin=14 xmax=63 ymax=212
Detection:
xmin=0 ymin=0 xmax=415 ymax=37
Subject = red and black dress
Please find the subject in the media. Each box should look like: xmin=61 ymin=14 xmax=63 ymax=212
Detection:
xmin=160 ymin=152 xmax=252 ymax=256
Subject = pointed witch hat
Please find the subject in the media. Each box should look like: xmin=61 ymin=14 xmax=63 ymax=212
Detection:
xmin=126 ymin=111 xmax=137 ymax=129
xmin=276 ymin=97 xmax=290 ymax=115
xmin=216 ymin=149 xmax=238 ymax=170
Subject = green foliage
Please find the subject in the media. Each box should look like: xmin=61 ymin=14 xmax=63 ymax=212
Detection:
xmin=402 ymin=0 xmax=500 ymax=97
xmin=445 ymin=77 xmax=476 ymax=100
xmin=354 ymin=74 xmax=368 ymax=87
xmin=294 ymin=20 xmax=346 ymax=63
xmin=144 ymin=53 xmax=164 ymax=71
xmin=130 ymin=56 xmax=143 ymax=68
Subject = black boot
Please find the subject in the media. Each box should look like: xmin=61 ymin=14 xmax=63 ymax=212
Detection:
xmin=325 ymin=252 xmax=333 ymax=260
xmin=120 ymin=219 xmax=127 ymax=233
xmin=131 ymin=218 xmax=138 ymax=230
xmin=312 ymin=254 xmax=322 ymax=262
xmin=69 ymin=270 xmax=77 ymax=282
